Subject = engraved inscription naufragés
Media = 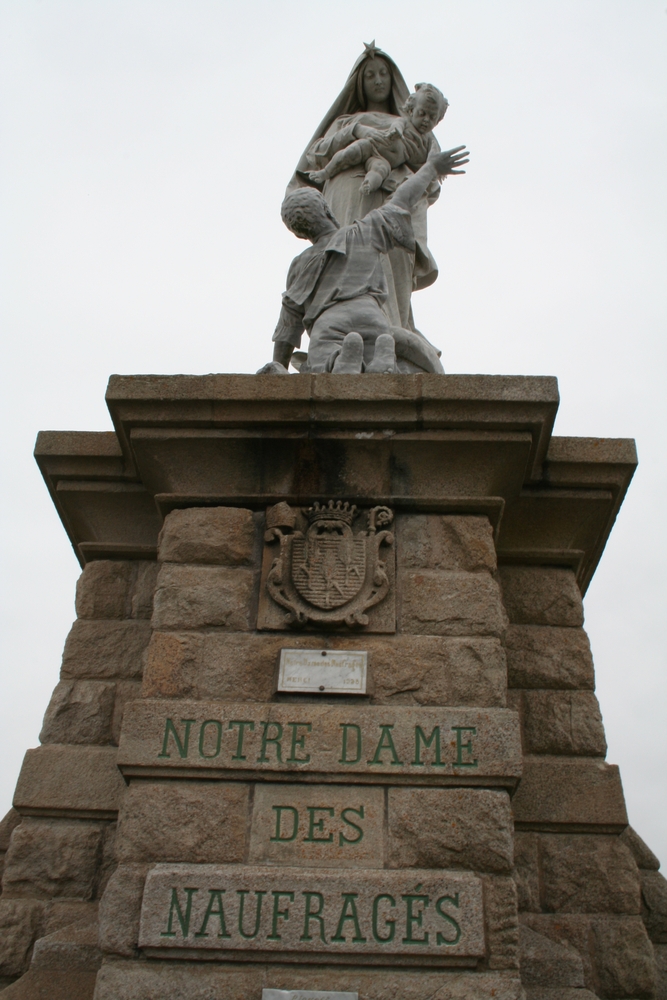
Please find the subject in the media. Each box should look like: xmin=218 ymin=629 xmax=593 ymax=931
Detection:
xmin=278 ymin=649 xmax=368 ymax=694
xmin=139 ymin=865 xmax=485 ymax=965
xmin=118 ymin=701 xmax=522 ymax=787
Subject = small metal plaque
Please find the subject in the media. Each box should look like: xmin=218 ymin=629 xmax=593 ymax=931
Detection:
xmin=278 ymin=649 xmax=367 ymax=694
xmin=262 ymin=993 xmax=358 ymax=1000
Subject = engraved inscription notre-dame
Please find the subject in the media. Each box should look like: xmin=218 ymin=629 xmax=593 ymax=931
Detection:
xmin=258 ymin=501 xmax=396 ymax=632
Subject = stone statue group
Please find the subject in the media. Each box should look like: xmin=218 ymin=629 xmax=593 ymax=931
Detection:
xmin=258 ymin=42 xmax=469 ymax=376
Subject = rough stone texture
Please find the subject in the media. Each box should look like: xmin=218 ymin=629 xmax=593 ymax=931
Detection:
xmin=110 ymin=680 xmax=142 ymax=745
xmin=399 ymin=570 xmax=508 ymax=637
xmin=115 ymin=781 xmax=249 ymax=863
xmin=39 ymin=680 xmax=116 ymax=746
xmin=41 ymin=900 xmax=99 ymax=937
xmin=498 ymin=567 xmax=584 ymax=627
xmin=621 ymin=824 xmax=661 ymax=870
xmin=98 ymin=863 xmax=149 ymax=957
xmin=13 ymin=745 xmax=125 ymax=816
xmin=388 ymin=788 xmax=514 ymax=874
xmin=93 ymin=960 xmax=524 ymax=1000
xmin=505 ymin=626 xmax=595 ymax=690
xmin=31 ymin=917 xmax=102 ymax=971
xmin=514 ymin=832 xmax=540 ymax=913
xmin=75 ymin=561 xmax=134 ymax=619
xmin=512 ymin=757 xmax=628 ymax=829
xmin=130 ymin=561 xmax=160 ymax=619
xmin=538 ymin=834 xmax=640 ymax=914
xmin=518 ymin=691 xmax=607 ymax=756
xmin=151 ymin=563 xmax=255 ymax=630
xmin=483 ymin=875 xmax=520 ymax=970
xmin=0 ymin=899 xmax=45 ymax=977
xmin=641 ymin=870 xmax=667 ymax=943
xmin=2 ymin=969 xmax=98 ymax=999
xmin=523 ymin=991 xmax=598 ymax=1000
xmin=522 ymin=913 xmax=657 ymax=998
xmin=2 ymin=819 xmax=103 ymax=900
xmin=158 ymin=506 xmax=256 ymax=566
xmin=249 ymin=784 xmax=384 ymax=869
xmin=0 ymin=808 xmax=22 ymax=893
xmin=61 ymin=620 xmax=151 ymax=680
xmin=143 ymin=630 xmax=508 ymax=708
xmin=519 ymin=924 xmax=585 ymax=987
xmin=396 ymin=514 xmax=497 ymax=572
xmin=655 ymin=943 xmax=667 ymax=1000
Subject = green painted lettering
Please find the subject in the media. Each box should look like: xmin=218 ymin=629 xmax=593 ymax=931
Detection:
xmin=304 ymin=806 xmax=334 ymax=843
xmin=339 ymin=806 xmax=365 ymax=845
xmin=413 ymin=726 xmax=445 ymax=767
xmin=195 ymin=889 xmax=230 ymax=938
xmin=228 ymin=720 xmax=254 ymax=761
xmin=258 ymin=721 xmax=283 ymax=763
xmin=368 ymin=724 xmax=403 ymax=766
xmin=237 ymin=890 xmax=265 ymax=939
xmin=270 ymin=805 xmax=299 ymax=843
xmin=338 ymin=723 xmax=362 ymax=764
xmin=287 ymin=722 xmax=312 ymax=763
xmin=160 ymin=886 xmax=198 ymax=937
xmin=332 ymin=893 xmax=366 ymax=943
xmin=301 ymin=891 xmax=327 ymax=942
xmin=268 ymin=890 xmax=294 ymax=940
xmin=372 ymin=893 xmax=396 ymax=943
xmin=198 ymin=719 xmax=222 ymax=759
xmin=401 ymin=885 xmax=430 ymax=944
xmin=158 ymin=719 xmax=196 ymax=759
xmin=436 ymin=893 xmax=461 ymax=945
xmin=452 ymin=726 xmax=478 ymax=767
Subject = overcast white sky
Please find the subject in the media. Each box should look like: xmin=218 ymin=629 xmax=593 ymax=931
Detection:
xmin=1 ymin=1 xmax=666 ymax=864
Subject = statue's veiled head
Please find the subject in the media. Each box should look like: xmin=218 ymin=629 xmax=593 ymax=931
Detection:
xmin=281 ymin=188 xmax=339 ymax=241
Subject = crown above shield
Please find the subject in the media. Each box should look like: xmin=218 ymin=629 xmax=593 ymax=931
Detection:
xmin=306 ymin=500 xmax=358 ymax=526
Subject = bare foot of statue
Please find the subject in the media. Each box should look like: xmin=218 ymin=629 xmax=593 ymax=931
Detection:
xmin=365 ymin=333 xmax=397 ymax=373
xmin=360 ymin=172 xmax=383 ymax=195
xmin=307 ymin=169 xmax=328 ymax=185
xmin=256 ymin=361 xmax=289 ymax=375
xmin=331 ymin=332 xmax=364 ymax=374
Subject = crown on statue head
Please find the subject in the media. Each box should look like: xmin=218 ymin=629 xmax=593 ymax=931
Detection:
xmin=306 ymin=500 xmax=358 ymax=526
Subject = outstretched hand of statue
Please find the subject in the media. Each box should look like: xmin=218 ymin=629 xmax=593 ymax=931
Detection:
xmin=429 ymin=145 xmax=469 ymax=177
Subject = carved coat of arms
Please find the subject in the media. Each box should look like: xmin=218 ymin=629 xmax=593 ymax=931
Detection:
xmin=263 ymin=501 xmax=394 ymax=628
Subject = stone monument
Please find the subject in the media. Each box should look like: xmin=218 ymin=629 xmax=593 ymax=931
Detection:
xmin=0 ymin=42 xmax=665 ymax=1000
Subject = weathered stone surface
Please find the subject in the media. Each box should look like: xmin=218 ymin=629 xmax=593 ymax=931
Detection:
xmin=13 ymin=745 xmax=124 ymax=816
xmin=110 ymin=680 xmax=141 ymax=745
xmin=143 ymin=631 xmax=508 ymax=708
xmin=1 ymin=968 xmax=98 ymax=998
xmin=519 ymin=691 xmax=607 ymax=756
xmin=621 ymin=824 xmax=661 ymax=870
xmin=512 ymin=757 xmax=628 ymax=830
xmin=521 ymin=913 xmax=657 ymax=998
xmin=249 ymin=785 xmax=384 ymax=869
xmin=263 ymin=992 xmax=357 ymax=1000
xmin=396 ymin=515 xmax=497 ymax=572
xmin=0 ymin=899 xmax=45 ymax=977
xmin=98 ymin=863 xmax=149 ymax=957
xmin=116 ymin=781 xmax=248 ymax=864
xmin=75 ymin=561 xmax=134 ymax=619
xmin=539 ymin=834 xmax=640 ymax=914
xmin=655 ymin=943 xmax=667 ymax=1000
xmin=131 ymin=561 xmax=159 ymax=618
xmin=514 ymin=832 xmax=540 ymax=912
xmin=2 ymin=819 xmax=102 ymax=900
xmin=93 ymin=959 xmax=524 ymax=1000
xmin=399 ymin=570 xmax=508 ymax=636
xmin=498 ymin=567 xmax=583 ymax=627
xmin=118 ymin=700 xmax=522 ymax=786
xmin=505 ymin=626 xmax=594 ymax=690
xmin=482 ymin=875 xmax=519 ymax=970
xmin=39 ymin=681 xmax=116 ymax=746
xmin=42 ymin=900 xmax=98 ymax=936
xmin=388 ymin=788 xmax=513 ymax=874
xmin=61 ymin=620 xmax=151 ymax=680
xmin=139 ymin=864 xmax=485 ymax=962
xmin=31 ymin=917 xmax=102 ymax=971
xmin=151 ymin=563 xmax=254 ymax=630
xmin=0 ymin=809 xmax=22 ymax=890
xmin=523 ymin=991 xmax=598 ymax=1000
xmin=158 ymin=506 xmax=256 ymax=565
xmin=641 ymin=870 xmax=667 ymax=943
xmin=519 ymin=925 xmax=585 ymax=987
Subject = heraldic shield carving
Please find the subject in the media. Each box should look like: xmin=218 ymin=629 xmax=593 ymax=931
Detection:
xmin=263 ymin=501 xmax=394 ymax=628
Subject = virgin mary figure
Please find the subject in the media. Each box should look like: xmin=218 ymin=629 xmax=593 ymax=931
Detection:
xmin=288 ymin=42 xmax=442 ymax=336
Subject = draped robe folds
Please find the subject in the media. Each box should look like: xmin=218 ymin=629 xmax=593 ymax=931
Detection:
xmin=287 ymin=46 xmax=442 ymax=335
